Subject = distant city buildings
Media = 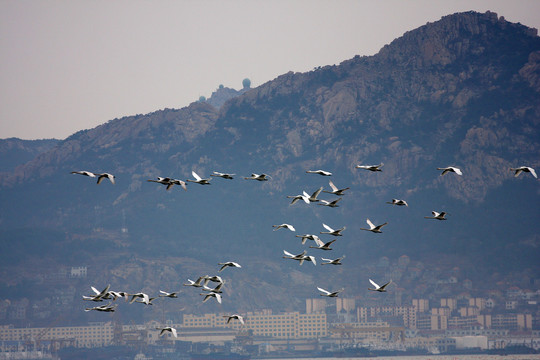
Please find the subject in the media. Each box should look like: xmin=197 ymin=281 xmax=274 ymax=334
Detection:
xmin=70 ymin=266 xmax=87 ymax=278
xmin=0 ymin=322 xmax=114 ymax=348
xmin=0 ymin=254 xmax=538 ymax=356
xmin=0 ymin=291 xmax=538 ymax=355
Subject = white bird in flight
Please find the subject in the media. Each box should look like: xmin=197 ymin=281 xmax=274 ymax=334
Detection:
xmin=356 ymin=163 xmax=383 ymax=172
xmin=301 ymin=255 xmax=317 ymax=266
xmin=71 ymin=171 xmax=115 ymax=184
xmin=82 ymin=284 xmax=111 ymax=302
xmin=437 ymin=166 xmax=462 ymax=176
xmin=158 ymin=326 xmax=178 ymax=338
xmin=211 ymin=171 xmax=235 ymax=179
xmin=317 ymin=198 xmax=342 ymax=208
xmin=322 ymin=180 xmax=350 ymax=196
xmin=306 ymin=169 xmax=332 ymax=176
xmin=71 ymin=170 xmax=96 ymax=178
xmin=368 ymin=279 xmax=392 ymax=292
xmin=360 ymin=219 xmax=388 ymax=233
xmin=282 ymin=250 xmax=316 ymax=266
xmin=302 ymin=187 xmax=323 ymax=203
xmin=386 ymin=198 xmax=408 ymax=206
xmin=170 ymin=179 xmax=188 ymax=190
xmin=128 ymin=292 xmax=148 ymax=304
xmin=424 ymin=211 xmax=448 ymax=220
xmin=218 ymin=261 xmax=242 ymax=272
xmin=244 ymin=173 xmax=270 ymax=181
xmin=186 ymin=170 xmax=211 ymax=185
xmin=147 ymin=177 xmax=175 ymax=190
xmin=202 ymin=282 xmax=224 ymax=294
xmin=282 ymin=250 xmax=306 ymax=261
xmin=107 ymin=291 xmax=129 ymax=301
xmin=273 ymin=223 xmax=296 ymax=232
xmin=183 ymin=276 xmax=209 ymax=288
xmin=84 ymin=303 xmax=117 ymax=312
xmin=159 ymin=290 xmax=179 ymax=298
xmin=320 ymin=223 xmax=346 ymax=236
xmin=321 ymin=255 xmax=345 ymax=265
xmin=205 ymin=275 xmax=224 ymax=284
xmin=201 ymin=292 xmax=222 ymax=304
xmin=317 ymin=287 xmax=344 ymax=297
xmin=131 ymin=293 xmax=155 ymax=305
xmin=287 ymin=193 xmax=310 ymax=205
xmin=295 ymin=234 xmax=321 ymax=245
xmin=309 ymin=238 xmax=336 ymax=251
xmin=147 ymin=177 xmax=187 ymax=191
xmin=92 ymin=287 xmax=115 ymax=301
xmin=96 ymin=173 xmax=116 ymax=185
xmin=223 ymin=314 xmax=245 ymax=324
xmin=510 ymin=166 xmax=537 ymax=178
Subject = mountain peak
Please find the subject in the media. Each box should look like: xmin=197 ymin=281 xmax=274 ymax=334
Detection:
xmin=376 ymin=11 xmax=538 ymax=68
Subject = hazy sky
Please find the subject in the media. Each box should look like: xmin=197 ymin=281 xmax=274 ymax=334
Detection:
xmin=1 ymin=1 xmax=539 ymax=140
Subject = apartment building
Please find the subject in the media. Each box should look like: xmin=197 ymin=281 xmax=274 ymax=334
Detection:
xmin=0 ymin=322 xmax=114 ymax=348
xmin=448 ymin=315 xmax=480 ymax=328
xmin=481 ymin=313 xmax=533 ymax=330
xmin=306 ymin=298 xmax=326 ymax=314
xmin=328 ymin=320 xmax=400 ymax=343
xmin=357 ymin=306 xmax=416 ymax=329
xmin=412 ymin=299 xmax=429 ymax=313
xmin=404 ymin=336 xmax=456 ymax=352
xmin=440 ymin=298 xmax=457 ymax=311
xmin=336 ymin=298 xmax=356 ymax=313
xmin=182 ymin=311 xmax=327 ymax=339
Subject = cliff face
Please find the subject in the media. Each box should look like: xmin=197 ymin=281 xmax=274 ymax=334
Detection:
xmin=0 ymin=11 xmax=539 ymax=314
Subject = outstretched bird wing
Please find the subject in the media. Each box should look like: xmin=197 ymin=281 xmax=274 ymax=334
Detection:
xmin=191 ymin=171 xmax=202 ymax=181
xmin=311 ymin=187 xmax=323 ymax=199
xmin=328 ymin=180 xmax=338 ymax=192
xmin=369 ymin=279 xmax=380 ymax=289
xmin=317 ymin=287 xmax=330 ymax=295
xmin=283 ymin=250 xmax=294 ymax=257
xmin=379 ymin=280 xmax=392 ymax=290
xmin=366 ymin=219 xmax=375 ymax=229
xmin=322 ymin=223 xmax=334 ymax=232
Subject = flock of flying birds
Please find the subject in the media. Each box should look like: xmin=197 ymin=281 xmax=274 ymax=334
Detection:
xmin=73 ymin=169 xmax=277 ymax=336
xmin=73 ymin=163 xmax=537 ymax=337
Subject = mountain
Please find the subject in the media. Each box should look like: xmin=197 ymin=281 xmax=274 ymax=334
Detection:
xmin=0 ymin=138 xmax=59 ymax=173
xmin=0 ymin=11 xmax=539 ymax=320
